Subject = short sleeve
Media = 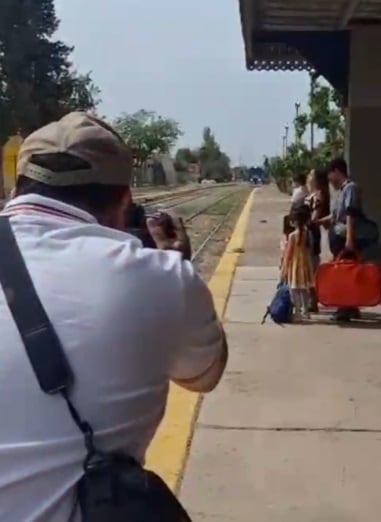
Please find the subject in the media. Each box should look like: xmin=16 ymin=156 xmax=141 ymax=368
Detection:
xmin=169 ymin=262 xmax=224 ymax=381
xmin=344 ymin=183 xmax=361 ymax=216
xmin=291 ymin=187 xmax=300 ymax=204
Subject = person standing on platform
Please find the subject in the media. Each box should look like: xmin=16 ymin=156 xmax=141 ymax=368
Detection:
xmin=317 ymin=157 xmax=377 ymax=321
xmin=281 ymin=204 xmax=315 ymax=321
xmin=305 ymin=169 xmax=330 ymax=312
xmin=290 ymin=173 xmax=309 ymax=205
xmin=306 ymin=169 xmax=330 ymax=269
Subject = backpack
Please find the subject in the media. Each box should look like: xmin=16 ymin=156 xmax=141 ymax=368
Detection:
xmin=262 ymin=282 xmax=293 ymax=324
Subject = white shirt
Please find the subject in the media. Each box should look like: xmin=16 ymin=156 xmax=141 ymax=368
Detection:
xmin=291 ymin=186 xmax=308 ymax=205
xmin=0 ymin=194 xmax=223 ymax=522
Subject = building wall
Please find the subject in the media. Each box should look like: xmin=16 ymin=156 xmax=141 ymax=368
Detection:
xmin=159 ymin=154 xmax=177 ymax=185
xmin=2 ymin=135 xmax=23 ymax=197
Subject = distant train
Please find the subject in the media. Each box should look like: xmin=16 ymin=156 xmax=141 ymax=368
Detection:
xmin=249 ymin=176 xmax=263 ymax=186
xmin=248 ymin=167 xmax=269 ymax=185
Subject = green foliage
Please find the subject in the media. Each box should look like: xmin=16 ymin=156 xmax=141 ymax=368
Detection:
xmin=294 ymin=114 xmax=309 ymax=144
xmin=173 ymin=127 xmax=232 ymax=182
xmin=174 ymin=147 xmax=199 ymax=171
xmin=267 ymin=77 xmax=345 ymax=191
xmin=310 ymin=82 xmax=345 ymax=149
xmin=266 ymin=144 xmax=313 ymax=192
xmin=114 ymin=110 xmax=182 ymax=166
xmin=63 ymin=73 xmax=101 ymax=115
xmin=199 ymin=127 xmax=231 ymax=182
xmin=0 ymin=0 xmax=100 ymax=143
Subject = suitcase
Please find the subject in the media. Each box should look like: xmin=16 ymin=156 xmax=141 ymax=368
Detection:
xmin=315 ymin=253 xmax=381 ymax=308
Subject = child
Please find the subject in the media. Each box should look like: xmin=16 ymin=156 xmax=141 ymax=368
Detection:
xmin=279 ymin=214 xmax=295 ymax=269
xmin=281 ymin=204 xmax=315 ymax=320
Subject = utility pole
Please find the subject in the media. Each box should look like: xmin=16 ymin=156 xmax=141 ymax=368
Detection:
xmin=310 ymin=72 xmax=317 ymax=152
xmin=284 ymin=125 xmax=289 ymax=150
xmin=282 ymin=135 xmax=286 ymax=157
xmin=294 ymin=102 xmax=301 ymax=145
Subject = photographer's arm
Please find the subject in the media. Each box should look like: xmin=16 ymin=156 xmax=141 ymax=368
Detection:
xmin=147 ymin=212 xmax=227 ymax=392
xmin=173 ymin=329 xmax=228 ymax=393
xmin=170 ymin=266 xmax=228 ymax=393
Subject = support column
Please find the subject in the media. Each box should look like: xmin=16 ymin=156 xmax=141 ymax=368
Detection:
xmin=347 ymin=27 xmax=381 ymax=247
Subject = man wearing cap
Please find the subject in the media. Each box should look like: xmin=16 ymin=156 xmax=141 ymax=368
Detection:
xmin=0 ymin=112 xmax=228 ymax=521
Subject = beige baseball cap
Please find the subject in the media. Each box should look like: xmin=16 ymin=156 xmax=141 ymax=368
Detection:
xmin=17 ymin=112 xmax=132 ymax=186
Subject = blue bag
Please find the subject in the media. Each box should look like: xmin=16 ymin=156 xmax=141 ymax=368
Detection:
xmin=262 ymin=282 xmax=293 ymax=325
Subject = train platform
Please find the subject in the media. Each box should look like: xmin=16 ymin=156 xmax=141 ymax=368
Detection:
xmin=148 ymin=185 xmax=381 ymax=521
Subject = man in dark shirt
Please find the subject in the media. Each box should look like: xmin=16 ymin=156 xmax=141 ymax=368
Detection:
xmin=328 ymin=159 xmax=362 ymax=256
xmin=318 ymin=158 xmax=362 ymax=321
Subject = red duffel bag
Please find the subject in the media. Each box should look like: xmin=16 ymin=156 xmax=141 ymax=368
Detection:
xmin=315 ymin=252 xmax=381 ymax=308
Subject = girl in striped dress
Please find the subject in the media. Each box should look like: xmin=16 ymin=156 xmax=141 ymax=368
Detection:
xmin=281 ymin=204 xmax=315 ymax=320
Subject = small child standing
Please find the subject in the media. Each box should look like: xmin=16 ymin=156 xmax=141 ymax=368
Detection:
xmin=281 ymin=204 xmax=315 ymax=320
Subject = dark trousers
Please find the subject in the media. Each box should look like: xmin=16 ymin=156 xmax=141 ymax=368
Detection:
xmin=329 ymin=233 xmax=345 ymax=258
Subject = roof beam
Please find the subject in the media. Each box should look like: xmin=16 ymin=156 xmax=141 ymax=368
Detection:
xmin=340 ymin=0 xmax=361 ymax=27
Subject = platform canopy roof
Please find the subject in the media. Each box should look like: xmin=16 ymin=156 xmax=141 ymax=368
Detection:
xmin=239 ymin=0 xmax=381 ymax=97
xmin=240 ymin=0 xmax=381 ymax=71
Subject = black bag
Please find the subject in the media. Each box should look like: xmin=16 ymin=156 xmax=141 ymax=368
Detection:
xmin=333 ymin=216 xmax=379 ymax=247
xmin=0 ymin=216 xmax=192 ymax=522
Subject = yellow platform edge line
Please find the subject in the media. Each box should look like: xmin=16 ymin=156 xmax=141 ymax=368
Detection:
xmin=145 ymin=189 xmax=256 ymax=491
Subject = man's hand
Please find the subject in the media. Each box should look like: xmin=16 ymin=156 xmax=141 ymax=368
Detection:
xmin=147 ymin=212 xmax=192 ymax=260
xmin=315 ymin=214 xmax=331 ymax=227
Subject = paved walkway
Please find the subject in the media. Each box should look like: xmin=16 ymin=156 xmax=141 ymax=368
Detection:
xmin=180 ymin=185 xmax=381 ymax=522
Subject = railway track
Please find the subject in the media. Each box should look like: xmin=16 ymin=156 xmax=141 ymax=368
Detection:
xmin=184 ymin=189 xmax=244 ymax=223
xmin=187 ymin=188 xmax=249 ymax=263
xmin=150 ymin=192 xmax=212 ymax=211
xmin=143 ymin=185 xmax=248 ymax=266
xmin=134 ymin=182 xmax=237 ymax=206
xmin=150 ymin=186 xmax=237 ymax=214
xmin=191 ymin=204 xmax=237 ymax=261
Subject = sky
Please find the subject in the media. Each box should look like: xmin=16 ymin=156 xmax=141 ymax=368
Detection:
xmin=55 ymin=0 xmax=311 ymax=166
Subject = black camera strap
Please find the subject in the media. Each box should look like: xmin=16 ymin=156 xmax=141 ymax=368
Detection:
xmin=0 ymin=216 xmax=95 ymax=454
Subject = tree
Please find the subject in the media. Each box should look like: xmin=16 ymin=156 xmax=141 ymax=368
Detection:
xmin=198 ymin=127 xmax=231 ymax=182
xmin=61 ymin=72 xmax=101 ymax=116
xmin=114 ymin=110 xmax=182 ymax=167
xmin=267 ymin=77 xmax=345 ymax=191
xmin=294 ymin=113 xmax=309 ymax=145
xmin=174 ymin=147 xmax=199 ymax=171
xmin=0 ymin=0 xmax=100 ymax=144
xmin=310 ymin=82 xmax=345 ymax=157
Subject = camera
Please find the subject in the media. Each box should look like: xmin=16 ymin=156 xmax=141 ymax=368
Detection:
xmin=125 ymin=203 xmax=176 ymax=248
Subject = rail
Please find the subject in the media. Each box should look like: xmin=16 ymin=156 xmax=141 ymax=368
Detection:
xmin=189 ymin=189 xmax=248 ymax=261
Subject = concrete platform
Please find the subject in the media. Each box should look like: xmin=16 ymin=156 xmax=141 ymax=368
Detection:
xmin=180 ymin=185 xmax=381 ymax=521
xmin=182 ymin=430 xmax=381 ymax=522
